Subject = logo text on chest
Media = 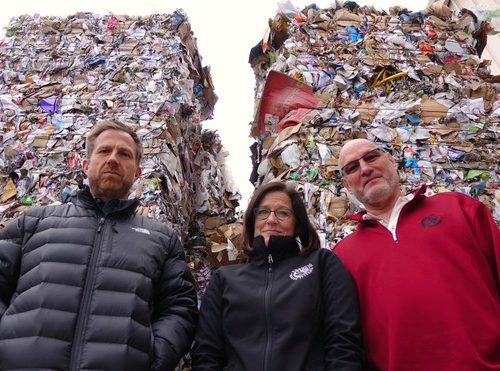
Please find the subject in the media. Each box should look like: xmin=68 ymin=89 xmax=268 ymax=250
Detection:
xmin=131 ymin=227 xmax=150 ymax=235
xmin=290 ymin=264 xmax=314 ymax=280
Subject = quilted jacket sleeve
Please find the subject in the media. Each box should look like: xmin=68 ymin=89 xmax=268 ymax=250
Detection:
xmin=0 ymin=216 xmax=24 ymax=319
xmin=150 ymin=232 xmax=198 ymax=371
xmin=320 ymin=250 xmax=364 ymax=370
xmin=190 ymin=269 xmax=226 ymax=370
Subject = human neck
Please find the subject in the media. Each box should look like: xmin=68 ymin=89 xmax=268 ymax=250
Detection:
xmin=88 ymin=187 xmax=126 ymax=204
xmin=365 ymin=193 xmax=401 ymax=222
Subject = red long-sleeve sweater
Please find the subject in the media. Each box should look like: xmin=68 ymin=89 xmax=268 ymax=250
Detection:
xmin=335 ymin=187 xmax=500 ymax=371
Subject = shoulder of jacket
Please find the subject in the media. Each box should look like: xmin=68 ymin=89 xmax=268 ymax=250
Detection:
xmin=314 ymin=248 xmax=333 ymax=257
xmin=22 ymin=203 xmax=79 ymax=218
xmin=334 ymin=230 xmax=360 ymax=245
xmin=305 ymin=248 xmax=339 ymax=268
xmin=425 ymin=191 xmax=482 ymax=210
xmin=10 ymin=204 xmax=86 ymax=234
xmin=332 ymin=232 xmax=362 ymax=257
xmin=431 ymin=190 xmax=474 ymax=201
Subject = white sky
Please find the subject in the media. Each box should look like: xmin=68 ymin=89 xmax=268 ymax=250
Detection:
xmin=2 ymin=0 xmax=426 ymax=208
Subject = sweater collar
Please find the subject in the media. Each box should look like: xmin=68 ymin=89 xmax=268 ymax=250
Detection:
xmin=250 ymin=235 xmax=300 ymax=262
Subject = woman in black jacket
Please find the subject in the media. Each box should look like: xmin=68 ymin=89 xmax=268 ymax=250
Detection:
xmin=191 ymin=181 xmax=363 ymax=370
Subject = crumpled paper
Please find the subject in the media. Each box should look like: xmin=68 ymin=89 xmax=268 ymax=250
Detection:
xmin=248 ymin=1 xmax=500 ymax=248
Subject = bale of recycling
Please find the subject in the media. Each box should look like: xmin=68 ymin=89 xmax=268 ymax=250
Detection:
xmin=249 ymin=1 xmax=500 ymax=247
xmin=0 ymin=11 xmax=241 ymax=293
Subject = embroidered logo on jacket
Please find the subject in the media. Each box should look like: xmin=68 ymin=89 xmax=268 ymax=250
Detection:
xmin=289 ymin=264 xmax=314 ymax=280
xmin=131 ymin=227 xmax=150 ymax=235
xmin=420 ymin=215 xmax=441 ymax=227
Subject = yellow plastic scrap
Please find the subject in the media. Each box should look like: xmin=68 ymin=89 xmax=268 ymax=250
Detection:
xmin=371 ymin=69 xmax=408 ymax=88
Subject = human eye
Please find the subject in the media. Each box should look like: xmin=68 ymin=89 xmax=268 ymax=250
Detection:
xmin=120 ymin=150 xmax=133 ymax=158
xmin=254 ymin=208 xmax=270 ymax=219
xmin=97 ymin=147 xmax=111 ymax=154
xmin=343 ymin=160 xmax=359 ymax=174
xmin=275 ymin=209 xmax=292 ymax=219
xmin=364 ymin=150 xmax=381 ymax=162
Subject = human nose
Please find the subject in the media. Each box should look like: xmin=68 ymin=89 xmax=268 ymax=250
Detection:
xmin=106 ymin=149 xmax=119 ymax=164
xmin=265 ymin=211 xmax=279 ymax=223
xmin=358 ymin=158 xmax=374 ymax=174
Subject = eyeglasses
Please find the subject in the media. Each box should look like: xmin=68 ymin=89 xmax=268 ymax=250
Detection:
xmin=341 ymin=148 xmax=385 ymax=175
xmin=253 ymin=208 xmax=294 ymax=220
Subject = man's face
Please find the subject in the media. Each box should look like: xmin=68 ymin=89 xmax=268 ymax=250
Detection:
xmin=82 ymin=129 xmax=141 ymax=202
xmin=340 ymin=141 xmax=400 ymax=209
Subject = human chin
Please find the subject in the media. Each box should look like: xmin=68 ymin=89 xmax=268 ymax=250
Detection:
xmin=362 ymin=175 xmax=385 ymax=189
xmin=361 ymin=181 xmax=392 ymax=204
xmin=98 ymin=180 xmax=130 ymax=199
xmin=98 ymin=177 xmax=121 ymax=191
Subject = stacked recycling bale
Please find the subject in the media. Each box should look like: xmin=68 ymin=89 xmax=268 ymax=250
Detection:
xmin=249 ymin=1 xmax=500 ymax=247
xmin=0 ymin=11 xmax=240 ymax=288
xmin=185 ymin=129 xmax=245 ymax=296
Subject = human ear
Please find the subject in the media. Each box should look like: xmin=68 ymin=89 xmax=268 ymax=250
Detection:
xmin=82 ymin=158 xmax=89 ymax=175
xmin=135 ymin=167 xmax=142 ymax=179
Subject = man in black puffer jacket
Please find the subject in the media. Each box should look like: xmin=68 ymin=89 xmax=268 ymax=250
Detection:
xmin=0 ymin=120 xmax=198 ymax=370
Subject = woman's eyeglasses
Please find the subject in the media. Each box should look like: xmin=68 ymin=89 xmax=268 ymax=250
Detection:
xmin=341 ymin=148 xmax=385 ymax=175
xmin=253 ymin=208 xmax=294 ymax=220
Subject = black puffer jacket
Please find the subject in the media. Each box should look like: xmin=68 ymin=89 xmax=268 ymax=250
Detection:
xmin=191 ymin=236 xmax=363 ymax=371
xmin=0 ymin=188 xmax=197 ymax=370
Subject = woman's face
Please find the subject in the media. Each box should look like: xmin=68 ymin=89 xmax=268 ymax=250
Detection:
xmin=254 ymin=190 xmax=295 ymax=246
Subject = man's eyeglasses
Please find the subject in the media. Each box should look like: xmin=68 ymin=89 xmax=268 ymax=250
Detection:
xmin=341 ymin=148 xmax=385 ymax=175
xmin=253 ymin=208 xmax=294 ymax=220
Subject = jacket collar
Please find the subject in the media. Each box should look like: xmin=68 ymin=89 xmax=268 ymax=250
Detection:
xmin=250 ymin=235 xmax=300 ymax=263
xmin=346 ymin=184 xmax=428 ymax=223
xmin=77 ymin=187 xmax=139 ymax=216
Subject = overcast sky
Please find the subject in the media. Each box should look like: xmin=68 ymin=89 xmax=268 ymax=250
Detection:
xmin=2 ymin=0 xmax=427 ymax=207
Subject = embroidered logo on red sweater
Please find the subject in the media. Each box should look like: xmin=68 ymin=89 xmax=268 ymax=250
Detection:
xmin=420 ymin=215 xmax=441 ymax=227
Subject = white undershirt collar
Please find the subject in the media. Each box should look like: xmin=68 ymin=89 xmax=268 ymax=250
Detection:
xmin=363 ymin=193 xmax=415 ymax=233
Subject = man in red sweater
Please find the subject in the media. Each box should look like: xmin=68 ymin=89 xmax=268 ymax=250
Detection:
xmin=334 ymin=138 xmax=500 ymax=371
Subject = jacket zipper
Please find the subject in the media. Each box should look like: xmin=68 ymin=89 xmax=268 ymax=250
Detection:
xmin=263 ymin=254 xmax=273 ymax=371
xmin=69 ymin=216 xmax=106 ymax=370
